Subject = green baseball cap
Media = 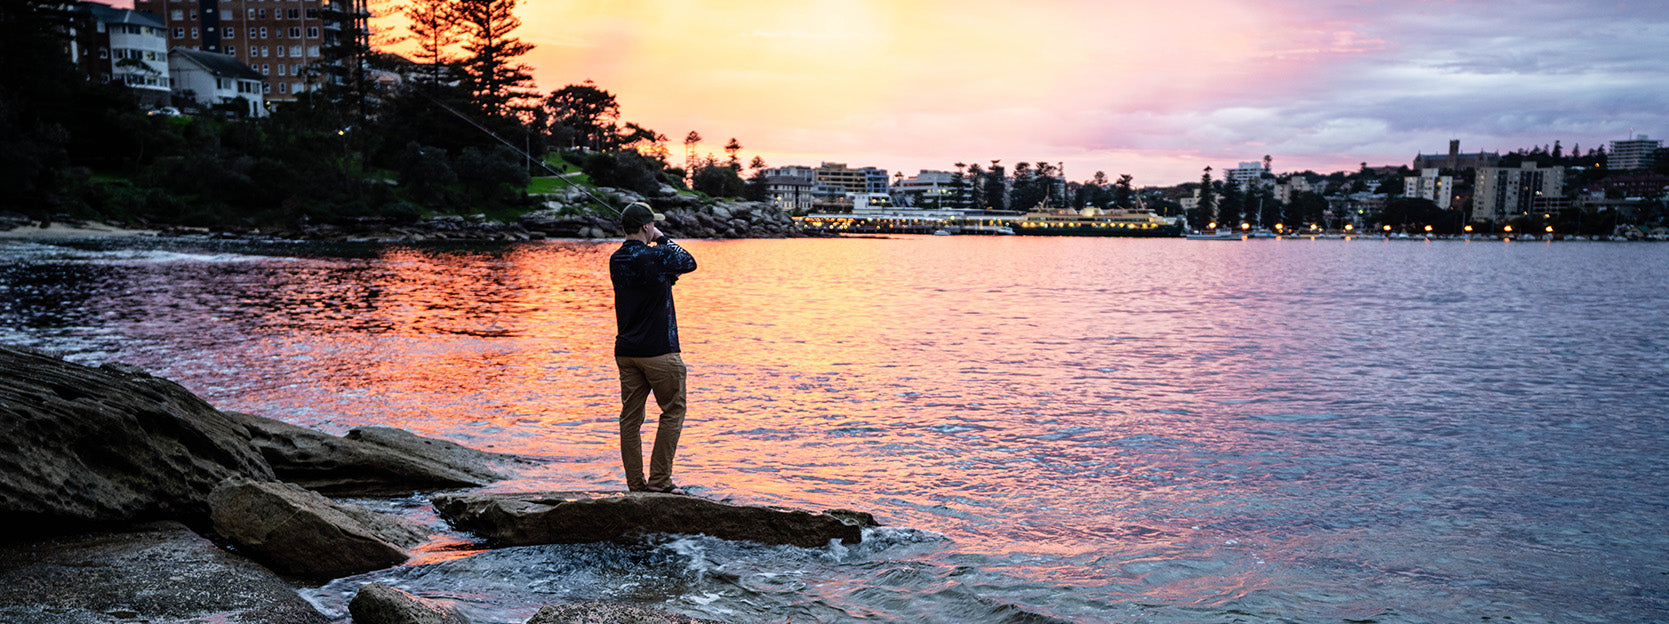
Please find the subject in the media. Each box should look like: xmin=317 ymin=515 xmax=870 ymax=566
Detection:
xmin=621 ymin=202 xmax=665 ymax=232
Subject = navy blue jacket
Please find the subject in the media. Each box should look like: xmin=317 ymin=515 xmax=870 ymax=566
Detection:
xmin=610 ymin=237 xmax=698 ymax=357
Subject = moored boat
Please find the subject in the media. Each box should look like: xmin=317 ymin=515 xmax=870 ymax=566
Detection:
xmin=1013 ymin=207 xmax=1184 ymax=237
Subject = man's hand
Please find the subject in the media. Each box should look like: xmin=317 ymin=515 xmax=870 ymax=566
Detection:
xmin=644 ymin=223 xmax=662 ymax=242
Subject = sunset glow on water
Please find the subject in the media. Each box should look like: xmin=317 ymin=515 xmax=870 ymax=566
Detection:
xmin=3 ymin=236 xmax=1667 ymax=623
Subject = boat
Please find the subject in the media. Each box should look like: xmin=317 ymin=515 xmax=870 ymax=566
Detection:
xmin=932 ymin=229 xmax=951 ymax=236
xmin=1185 ymin=231 xmax=1244 ymax=240
xmin=1012 ymin=206 xmax=1185 ymax=237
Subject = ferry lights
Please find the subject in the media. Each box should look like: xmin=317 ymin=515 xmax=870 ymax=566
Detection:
xmin=1344 ymin=224 xmax=1354 ymax=232
xmin=1424 ymin=225 xmax=1433 ymax=233
xmin=1240 ymin=222 xmax=1249 ymax=231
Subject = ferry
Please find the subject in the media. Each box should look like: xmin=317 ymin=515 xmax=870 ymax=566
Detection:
xmin=1013 ymin=206 xmax=1185 ymax=237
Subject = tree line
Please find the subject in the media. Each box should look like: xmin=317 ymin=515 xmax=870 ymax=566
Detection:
xmin=0 ymin=0 xmax=770 ymax=228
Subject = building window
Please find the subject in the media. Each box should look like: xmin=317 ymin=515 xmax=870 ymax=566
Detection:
xmin=276 ymin=46 xmax=286 ymax=57
xmin=262 ymin=82 xmax=270 ymax=94
xmin=261 ymin=63 xmax=269 ymax=75
xmin=220 ymin=9 xmax=231 ymax=20
xmin=307 ymin=26 xmax=318 ymax=38
xmin=170 ymin=9 xmax=182 ymax=19
xmin=247 ymin=8 xmax=255 ymax=19
xmin=248 ymin=27 xmax=257 ymax=38
xmin=249 ymin=45 xmax=258 ymax=56
xmin=287 ymin=8 xmax=299 ymax=18
xmin=289 ymin=27 xmax=300 ymax=38
xmin=191 ymin=27 xmax=198 ymax=39
xmin=307 ymin=45 xmax=319 ymax=57
xmin=258 ymin=8 xmax=267 ymax=18
xmin=259 ymin=27 xmax=267 ymax=38
xmin=190 ymin=9 xmax=197 ymax=19
xmin=174 ymin=27 xmax=184 ymax=38
xmin=262 ymin=45 xmax=270 ymax=57
xmin=289 ymin=45 xmax=301 ymax=57
xmin=279 ymin=82 xmax=288 ymax=94
xmin=224 ymin=27 xmax=234 ymax=38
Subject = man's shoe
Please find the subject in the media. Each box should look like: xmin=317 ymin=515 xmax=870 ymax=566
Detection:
xmin=642 ymin=484 xmax=684 ymax=494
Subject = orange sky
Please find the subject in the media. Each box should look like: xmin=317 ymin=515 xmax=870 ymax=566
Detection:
xmin=111 ymin=0 xmax=1668 ymax=186
xmin=458 ymin=0 xmax=1664 ymax=186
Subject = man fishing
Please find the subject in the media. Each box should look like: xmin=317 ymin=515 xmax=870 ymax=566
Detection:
xmin=609 ymin=202 xmax=698 ymax=493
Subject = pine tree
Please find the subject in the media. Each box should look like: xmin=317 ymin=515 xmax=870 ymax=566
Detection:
xmin=454 ymin=0 xmax=536 ymax=118
xmin=404 ymin=0 xmax=460 ymax=87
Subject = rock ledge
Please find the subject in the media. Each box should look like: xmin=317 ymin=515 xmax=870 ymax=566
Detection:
xmin=432 ymin=491 xmax=875 ymax=549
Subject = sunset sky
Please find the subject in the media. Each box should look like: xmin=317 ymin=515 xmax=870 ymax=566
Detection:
xmin=466 ymin=0 xmax=1663 ymax=186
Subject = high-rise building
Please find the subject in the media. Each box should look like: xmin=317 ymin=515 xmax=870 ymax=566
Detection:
xmin=1609 ymin=135 xmax=1662 ymax=171
xmin=1472 ymin=162 xmax=1564 ymax=223
xmin=1404 ymin=168 xmax=1455 ymax=209
xmin=131 ymin=0 xmax=368 ymax=105
xmin=1225 ymin=161 xmax=1268 ymax=188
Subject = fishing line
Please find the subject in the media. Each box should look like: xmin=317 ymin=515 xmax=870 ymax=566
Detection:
xmin=418 ymin=91 xmax=624 ymax=215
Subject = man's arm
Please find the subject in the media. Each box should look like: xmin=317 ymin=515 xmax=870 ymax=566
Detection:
xmin=652 ymin=236 xmax=698 ymax=276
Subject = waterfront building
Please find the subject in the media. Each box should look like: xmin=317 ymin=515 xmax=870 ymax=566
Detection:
xmin=1472 ymin=162 xmax=1565 ymax=223
xmin=1274 ymin=176 xmax=1324 ymax=204
xmin=893 ymin=170 xmax=956 ymax=208
xmin=168 ymin=48 xmax=265 ymax=117
xmin=65 ymin=4 xmax=173 ymax=108
xmin=1609 ymin=135 xmax=1662 ymax=171
xmin=132 ymin=0 xmax=369 ymax=105
xmin=1413 ymin=140 xmax=1501 ymax=171
xmin=760 ymin=166 xmax=815 ymax=214
xmin=1404 ymin=168 xmax=1455 ymax=209
xmin=1225 ymin=161 xmax=1271 ymax=189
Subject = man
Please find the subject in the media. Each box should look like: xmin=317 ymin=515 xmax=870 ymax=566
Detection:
xmin=609 ymin=202 xmax=698 ymax=493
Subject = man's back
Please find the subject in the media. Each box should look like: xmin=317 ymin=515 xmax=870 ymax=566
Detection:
xmin=610 ymin=237 xmax=697 ymax=358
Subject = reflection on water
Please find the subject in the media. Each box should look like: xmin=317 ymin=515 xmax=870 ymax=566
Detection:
xmin=3 ymin=236 xmax=1668 ymax=623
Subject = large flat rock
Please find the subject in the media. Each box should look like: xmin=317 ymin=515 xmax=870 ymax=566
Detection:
xmin=0 ymin=521 xmax=327 ymax=624
xmin=210 ymin=478 xmax=427 ymax=580
xmin=0 ymin=346 xmax=274 ymax=532
xmin=432 ymin=492 xmax=874 ymax=549
xmin=226 ymin=411 xmax=522 ymax=495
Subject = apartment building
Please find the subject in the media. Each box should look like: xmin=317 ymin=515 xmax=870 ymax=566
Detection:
xmin=1609 ymin=135 xmax=1662 ymax=171
xmin=1472 ymin=162 xmax=1565 ymax=223
xmin=1404 ymin=168 xmax=1455 ymax=209
xmin=66 ymin=4 xmax=173 ymax=108
xmin=132 ymin=0 xmax=367 ymax=104
xmin=760 ymin=166 xmax=815 ymax=214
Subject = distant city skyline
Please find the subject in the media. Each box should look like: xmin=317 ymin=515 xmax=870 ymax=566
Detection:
xmin=111 ymin=0 xmax=1669 ymax=186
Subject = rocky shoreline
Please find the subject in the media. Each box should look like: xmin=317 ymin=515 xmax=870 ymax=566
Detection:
xmin=0 ymin=188 xmax=831 ymax=244
xmin=0 ymin=345 xmax=874 ymax=623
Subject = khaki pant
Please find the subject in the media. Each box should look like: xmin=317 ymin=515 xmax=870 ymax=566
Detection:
xmin=616 ymin=353 xmax=686 ymax=490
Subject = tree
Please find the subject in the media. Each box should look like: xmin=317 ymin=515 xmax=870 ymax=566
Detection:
xmin=543 ymin=82 xmax=619 ymax=151
xmin=403 ymin=0 xmax=460 ymax=87
xmin=983 ymin=162 xmax=1007 ymax=211
xmin=1113 ymin=174 xmax=1134 ymax=208
xmin=723 ymin=137 xmax=742 ymax=171
xmin=454 ymin=0 xmax=537 ymax=118
xmin=692 ymin=161 xmax=745 ymax=198
xmin=1217 ymin=179 xmax=1243 ymax=227
xmin=1198 ymin=167 xmax=1217 ymax=224
xmin=682 ymin=131 xmax=701 ymax=180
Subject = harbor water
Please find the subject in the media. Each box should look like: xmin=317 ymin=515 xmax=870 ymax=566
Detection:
xmin=2 ymin=235 xmax=1665 ymax=623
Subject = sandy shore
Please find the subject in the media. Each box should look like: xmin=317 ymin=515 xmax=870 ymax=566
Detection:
xmin=0 ymin=222 xmax=160 ymax=240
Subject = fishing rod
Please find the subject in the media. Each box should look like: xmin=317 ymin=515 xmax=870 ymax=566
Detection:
xmin=418 ymin=91 xmax=624 ymax=215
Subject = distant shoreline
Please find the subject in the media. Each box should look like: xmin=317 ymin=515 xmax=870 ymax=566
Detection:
xmin=0 ymin=222 xmax=160 ymax=240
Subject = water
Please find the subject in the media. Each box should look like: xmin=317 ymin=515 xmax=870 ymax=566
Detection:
xmin=3 ymin=235 xmax=1666 ymax=623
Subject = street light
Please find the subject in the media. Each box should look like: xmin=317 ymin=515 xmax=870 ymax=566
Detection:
xmin=1240 ymin=222 xmax=1250 ymax=231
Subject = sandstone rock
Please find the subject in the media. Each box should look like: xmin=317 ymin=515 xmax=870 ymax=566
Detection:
xmin=0 ymin=521 xmax=327 ymax=624
xmin=527 ymin=602 xmax=726 ymax=624
xmin=209 ymin=478 xmax=426 ymax=580
xmin=349 ymin=583 xmax=469 ymax=624
xmin=0 ymin=346 xmax=274 ymax=533
xmin=225 ymin=412 xmax=516 ymax=496
xmin=431 ymin=491 xmax=872 ymax=548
